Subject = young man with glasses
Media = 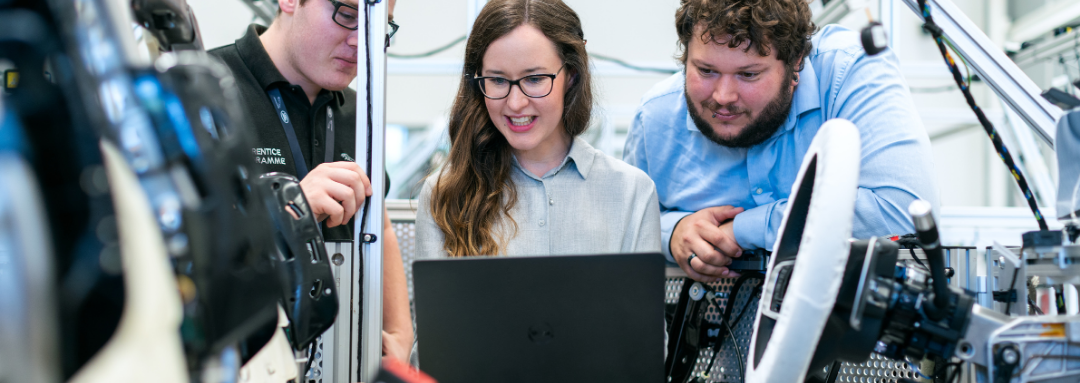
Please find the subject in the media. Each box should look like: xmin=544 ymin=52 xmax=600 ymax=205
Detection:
xmin=208 ymin=0 xmax=413 ymax=363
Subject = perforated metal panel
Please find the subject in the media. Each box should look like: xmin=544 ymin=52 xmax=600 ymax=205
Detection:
xmin=304 ymin=336 xmax=325 ymax=383
xmin=834 ymin=354 xmax=924 ymax=383
xmin=664 ymin=277 xmax=762 ymax=382
xmin=393 ymin=221 xmax=418 ymax=303
xmin=664 ymin=275 xmax=929 ymax=383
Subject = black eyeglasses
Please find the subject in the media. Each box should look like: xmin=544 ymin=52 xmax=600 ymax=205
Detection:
xmin=385 ymin=20 xmax=399 ymax=48
xmin=329 ymin=0 xmax=360 ymax=30
xmin=328 ymin=0 xmax=400 ymax=41
xmin=473 ymin=64 xmax=566 ymax=100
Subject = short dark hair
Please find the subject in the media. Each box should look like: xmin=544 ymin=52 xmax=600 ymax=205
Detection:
xmin=675 ymin=0 xmax=816 ymax=70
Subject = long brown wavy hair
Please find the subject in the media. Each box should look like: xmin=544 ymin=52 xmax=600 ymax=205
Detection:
xmin=428 ymin=0 xmax=593 ymax=257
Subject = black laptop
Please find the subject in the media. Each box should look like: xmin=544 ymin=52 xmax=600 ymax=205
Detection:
xmin=413 ymin=253 xmax=666 ymax=383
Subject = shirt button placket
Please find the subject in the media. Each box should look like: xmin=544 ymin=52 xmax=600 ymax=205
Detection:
xmin=541 ymin=180 xmax=551 ymax=227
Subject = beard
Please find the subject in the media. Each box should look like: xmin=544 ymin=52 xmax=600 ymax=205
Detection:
xmin=685 ymin=72 xmax=795 ymax=148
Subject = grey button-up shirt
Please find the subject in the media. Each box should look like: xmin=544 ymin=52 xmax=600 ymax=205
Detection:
xmin=416 ymin=137 xmax=661 ymax=259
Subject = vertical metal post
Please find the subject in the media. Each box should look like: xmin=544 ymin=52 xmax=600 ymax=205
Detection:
xmin=354 ymin=1 xmax=388 ymax=381
xmin=466 ymin=0 xmax=488 ymax=36
xmin=322 ymin=241 xmax=353 ymax=383
xmin=880 ymin=0 xmax=899 ymax=52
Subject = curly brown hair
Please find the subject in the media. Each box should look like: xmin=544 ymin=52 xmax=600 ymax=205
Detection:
xmin=675 ymin=0 xmax=816 ymax=70
xmin=428 ymin=0 xmax=592 ymax=257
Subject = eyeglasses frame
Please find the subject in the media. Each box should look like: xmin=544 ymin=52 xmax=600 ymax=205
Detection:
xmin=328 ymin=0 xmax=360 ymax=30
xmin=327 ymin=0 xmax=400 ymax=48
xmin=472 ymin=64 xmax=567 ymax=100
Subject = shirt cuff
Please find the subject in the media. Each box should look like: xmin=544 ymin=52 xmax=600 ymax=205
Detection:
xmin=661 ymin=211 xmax=693 ymax=263
xmin=733 ymin=205 xmax=771 ymax=251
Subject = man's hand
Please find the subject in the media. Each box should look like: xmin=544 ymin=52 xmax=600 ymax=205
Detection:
xmin=671 ymin=206 xmax=744 ymax=282
xmin=299 ymin=162 xmax=373 ymax=227
xmin=381 ymin=330 xmax=411 ymax=364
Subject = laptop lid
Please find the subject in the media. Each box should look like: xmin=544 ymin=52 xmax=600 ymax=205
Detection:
xmin=413 ymin=253 xmax=666 ymax=383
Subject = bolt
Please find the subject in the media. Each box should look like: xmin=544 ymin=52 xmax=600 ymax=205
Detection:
xmin=1002 ymin=348 xmax=1019 ymax=364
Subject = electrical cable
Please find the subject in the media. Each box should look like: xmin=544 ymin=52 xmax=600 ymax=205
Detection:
xmin=723 ymin=321 xmax=746 ymax=379
xmin=942 ymin=361 xmax=964 ymax=383
xmin=698 ymin=273 xmax=764 ymax=380
xmin=387 ymin=36 xmax=466 ymax=59
xmin=894 ymin=234 xmax=930 ymax=271
xmin=302 ymin=341 xmax=315 ymax=377
xmin=942 ymin=37 xmax=973 ymax=86
xmin=1029 ymin=295 xmax=1045 ymax=315
xmin=384 ymin=35 xmax=679 ymax=75
xmin=355 ymin=2 xmax=375 ymax=379
xmin=589 ymin=53 xmax=679 ymax=74
xmin=917 ymin=0 xmax=1049 ymax=231
xmin=906 ymin=357 xmax=933 ymax=380
xmin=908 ymin=248 xmax=929 ymax=270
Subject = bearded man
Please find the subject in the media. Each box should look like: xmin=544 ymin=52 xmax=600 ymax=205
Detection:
xmin=623 ymin=0 xmax=938 ymax=282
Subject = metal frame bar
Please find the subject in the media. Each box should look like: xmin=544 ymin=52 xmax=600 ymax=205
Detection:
xmin=465 ymin=0 xmax=488 ymax=36
xmin=238 ymin=0 xmax=278 ymax=25
xmin=1008 ymin=0 xmax=1080 ymax=45
xmin=810 ymin=0 xmax=853 ymax=26
xmin=354 ymin=1 xmax=388 ymax=381
xmin=900 ymin=0 xmax=1062 ymax=148
xmin=1011 ymin=29 xmax=1080 ymax=69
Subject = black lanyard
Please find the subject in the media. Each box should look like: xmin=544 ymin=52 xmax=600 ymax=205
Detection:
xmin=267 ymin=88 xmax=337 ymax=179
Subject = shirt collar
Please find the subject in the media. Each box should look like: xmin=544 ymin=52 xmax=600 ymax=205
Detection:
xmin=566 ymin=136 xmax=596 ymax=179
xmin=786 ymin=61 xmax=822 ymax=130
xmin=235 ymin=24 xmax=346 ymax=107
xmin=682 ymin=63 xmax=822 ymax=134
xmin=511 ymin=136 xmax=597 ymax=181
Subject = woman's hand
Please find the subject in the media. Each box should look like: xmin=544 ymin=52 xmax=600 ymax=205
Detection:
xmin=381 ymin=330 xmax=412 ymax=364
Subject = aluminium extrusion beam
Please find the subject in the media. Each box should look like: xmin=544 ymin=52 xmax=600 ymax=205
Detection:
xmin=810 ymin=0 xmax=853 ymax=27
xmin=901 ymin=0 xmax=1062 ymax=147
xmin=900 ymin=0 xmax=1061 ymax=148
xmin=354 ymin=0 xmax=388 ymax=382
xmin=1011 ymin=29 xmax=1080 ymax=69
xmin=238 ymin=0 xmax=277 ymax=25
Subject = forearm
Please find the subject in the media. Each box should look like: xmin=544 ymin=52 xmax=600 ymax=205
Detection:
xmin=660 ymin=210 xmax=693 ymax=262
xmin=381 ymin=212 xmax=413 ymax=352
xmin=731 ymin=186 xmax=928 ymax=251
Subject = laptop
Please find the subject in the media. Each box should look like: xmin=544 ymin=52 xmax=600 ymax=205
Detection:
xmin=412 ymin=253 xmax=666 ymax=383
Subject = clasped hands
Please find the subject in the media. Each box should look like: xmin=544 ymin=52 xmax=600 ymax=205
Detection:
xmin=671 ymin=206 xmax=745 ymax=283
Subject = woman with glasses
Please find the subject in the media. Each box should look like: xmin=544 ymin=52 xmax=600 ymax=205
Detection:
xmin=415 ymin=0 xmax=660 ymax=258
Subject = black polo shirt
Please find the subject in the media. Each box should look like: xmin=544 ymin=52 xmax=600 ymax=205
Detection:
xmin=210 ymin=24 xmax=379 ymax=240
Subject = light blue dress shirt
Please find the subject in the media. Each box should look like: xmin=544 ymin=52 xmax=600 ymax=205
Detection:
xmin=623 ymin=25 xmax=939 ymax=261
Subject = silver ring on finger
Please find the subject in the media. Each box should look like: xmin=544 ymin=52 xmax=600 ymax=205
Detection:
xmin=687 ymin=253 xmax=698 ymax=272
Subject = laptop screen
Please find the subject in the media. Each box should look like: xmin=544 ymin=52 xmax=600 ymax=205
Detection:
xmin=413 ymin=253 xmax=666 ymax=383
